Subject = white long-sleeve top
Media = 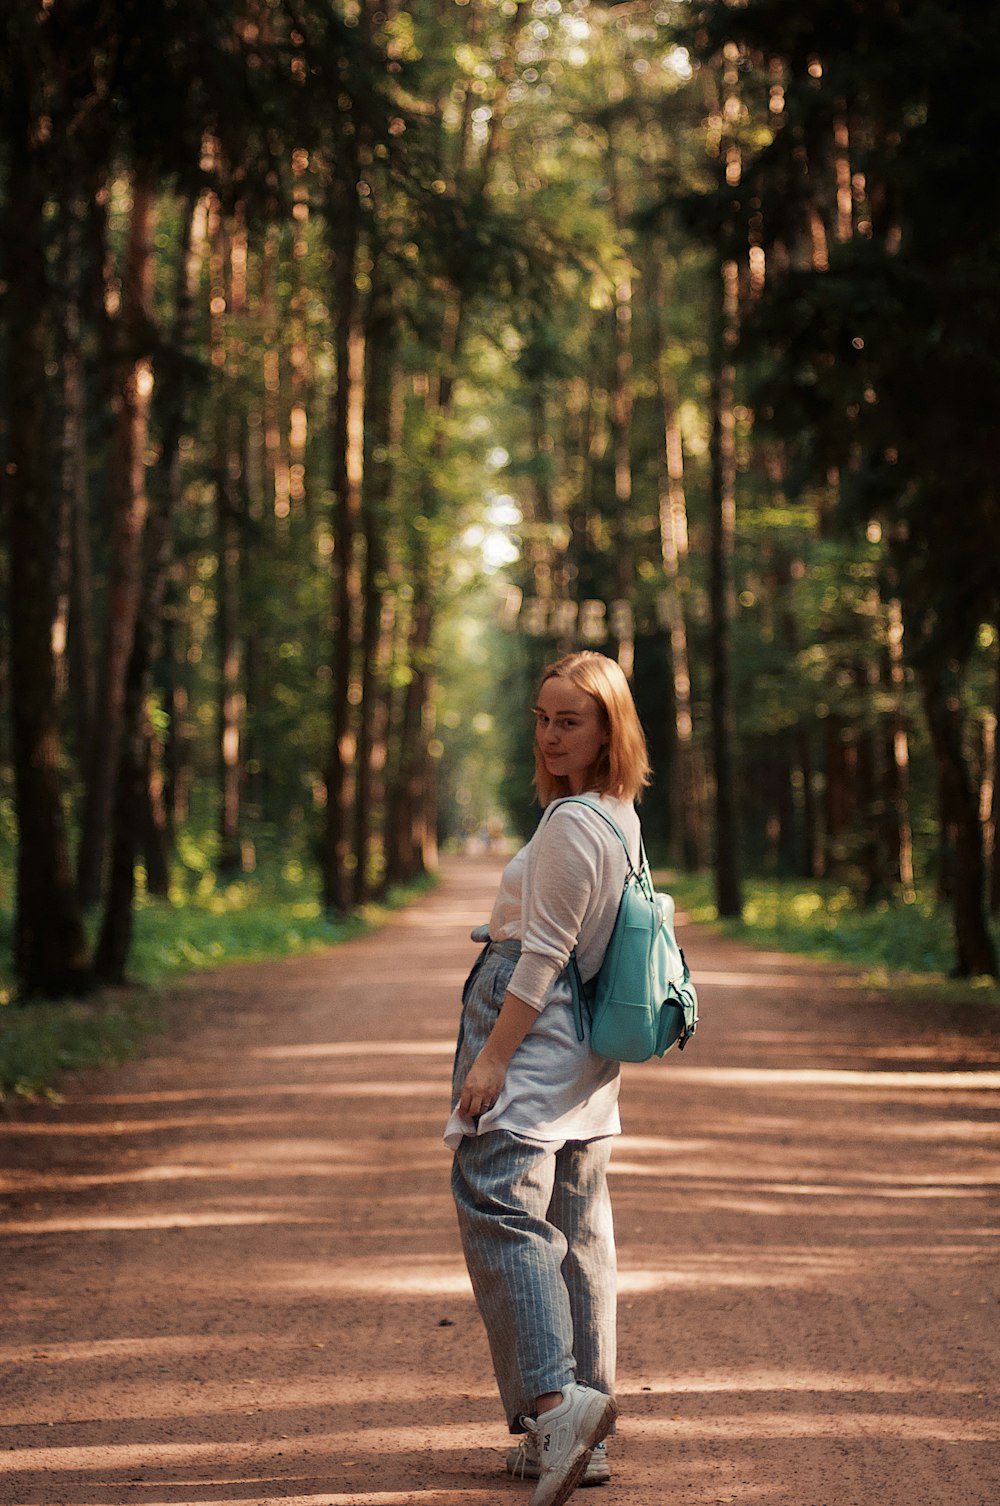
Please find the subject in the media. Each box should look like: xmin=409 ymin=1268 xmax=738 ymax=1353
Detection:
xmin=495 ymin=793 xmax=641 ymax=1008
xmin=443 ymin=791 xmax=640 ymax=1148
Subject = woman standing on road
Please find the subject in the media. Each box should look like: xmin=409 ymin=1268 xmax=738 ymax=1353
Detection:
xmin=444 ymin=650 xmax=651 ymax=1506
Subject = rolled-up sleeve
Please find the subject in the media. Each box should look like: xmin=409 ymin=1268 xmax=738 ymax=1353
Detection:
xmin=507 ymin=809 xmax=604 ymax=1010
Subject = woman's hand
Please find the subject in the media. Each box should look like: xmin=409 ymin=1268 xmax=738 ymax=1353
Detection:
xmin=457 ymin=989 xmax=540 ymax=1118
xmin=458 ymin=1045 xmax=508 ymax=1118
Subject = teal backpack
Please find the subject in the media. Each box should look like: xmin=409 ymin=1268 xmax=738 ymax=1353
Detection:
xmin=555 ymin=797 xmax=699 ymax=1063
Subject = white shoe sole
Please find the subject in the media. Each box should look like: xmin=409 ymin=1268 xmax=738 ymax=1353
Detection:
xmin=529 ymin=1395 xmax=617 ymax=1506
xmin=506 ymin=1446 xmax=610 ymax=1486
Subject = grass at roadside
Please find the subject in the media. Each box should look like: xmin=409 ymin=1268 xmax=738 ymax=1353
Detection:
xmin=660 ymin=869 xmax=1000 ymax=1002
xmin=0 ymin=862 xmax=438 ymax=1102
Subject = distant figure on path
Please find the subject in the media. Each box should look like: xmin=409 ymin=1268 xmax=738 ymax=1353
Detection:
xmin=445 ymin=650 xmax=652 ymax=1505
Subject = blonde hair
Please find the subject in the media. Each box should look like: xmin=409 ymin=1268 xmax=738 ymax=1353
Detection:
xmin=533 ymin=651 xmax=652 ymax=806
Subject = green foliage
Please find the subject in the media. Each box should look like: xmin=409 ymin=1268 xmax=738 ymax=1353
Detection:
xmin=0 ymin=992 xmax=157 ymax=1104
xmin=665 ymin=869 xmax=1000 ymax=995
xmin=3 ymin=0 xmax=998 ymax=989
xmin=686 ymin=0 xmax=1000 ymax=665
xmin=129 ymin=864 xmax=438 ymax=982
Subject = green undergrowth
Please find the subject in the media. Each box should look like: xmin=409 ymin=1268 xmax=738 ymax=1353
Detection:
xmin=659 ymin=869 xmax=1000 ymax=1003
xmin=0 ymin=990 xmax=157 ymax=1107
xmin=0 ymin=853 xmax=439 ymax=1102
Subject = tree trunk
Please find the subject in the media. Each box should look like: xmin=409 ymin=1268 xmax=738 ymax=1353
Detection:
xmin=707 ymin=256 xmax=743 ymax=917
xmin=76 ymin=166 xmax=156 ymax=908
xmin=53 ymin=194 xmax=93 ymax=753
xmin=823 ymin=716 xmax=855 ymax=880
xmin=885 ymin=595 xmax=916 ymax=901
xmin=766 ymin=757 xmax=792 ymax=876
xmin=651 ymin=260 xmax=703 ymax=870
xmin=797 ymin=726 xmax=822 ymax=879
xmin=215 ymin=441 xmax=245 ymax=877
xmin=69 ymin=407 xmax=99 ymax=774
xmin=142 ymin=730 xmax=172 ymax=898
xmin=260 ymin=223 xmax=289 ymax=525
xmin=94 ymin=196 xmax=199 ymax=981
xmin=323 ymin=169 xmax=365 ymax=915
xmin=161 ymin=579 xmax=192 ymax=832
xmin=352 ymin=532 xmax=380 ymax=905
xmin=385 ymin=590 xmax=434 ymax=886
xmin=918 ymin=660 xmax=997 ymax=977
xmin=395 ymin=291 xmax=467 ymax=877
xmin=353 ymin=270 xmax=397 ymax=903
xmin=51 ymin=184 xmax=102 ymax=767
xmin=523 ymin=378 xmax=556 ymax=610
xmin=605 ymin=119 xmax=636 ymax=678
xmin=991 ymin=635 xmax=1000 ymax=914
xmin=705 ymin=51 xmax=743 ymax=917
xmin=207 ymin=199 xmax=246 ymax=877
xmin=3 ymin=91 xmax=90 ymax=995
xmin=92 ymin=665 xmax=150 ymax=982
xmin=855 ymin=725 xmax=884 ymax=905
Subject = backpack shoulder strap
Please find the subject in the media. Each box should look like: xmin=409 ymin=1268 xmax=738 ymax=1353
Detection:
xmin=547 ymin=795 xmax=638 ymax=876
xmin=546 ymin=796 xmax=639 ymax=1044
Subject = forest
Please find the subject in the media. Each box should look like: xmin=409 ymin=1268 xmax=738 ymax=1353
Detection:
xmin=1 ymin=0 xmax=999 ymax=1008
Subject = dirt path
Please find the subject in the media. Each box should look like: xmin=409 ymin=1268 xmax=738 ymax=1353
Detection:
xmin=2 ymin=855 xmax=999 ymax=1506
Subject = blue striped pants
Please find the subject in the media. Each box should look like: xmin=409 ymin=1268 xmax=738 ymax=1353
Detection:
xmin=451 ymin=943 xmax=617 ymax=1432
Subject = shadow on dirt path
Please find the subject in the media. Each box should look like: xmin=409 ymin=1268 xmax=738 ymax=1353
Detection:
xmin=2 ymin=855 xmax=999 ymax=1506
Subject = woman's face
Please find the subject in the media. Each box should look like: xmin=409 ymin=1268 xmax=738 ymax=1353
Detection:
xmin=534 ymin=676 xmax=608 ymax=795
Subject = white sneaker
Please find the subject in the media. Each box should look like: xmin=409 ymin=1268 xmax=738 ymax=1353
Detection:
xmin=521 ymin=1383 xmax=617 ymax=1506
xmin=506 ymin=1435 xmax=610 ymax=1486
